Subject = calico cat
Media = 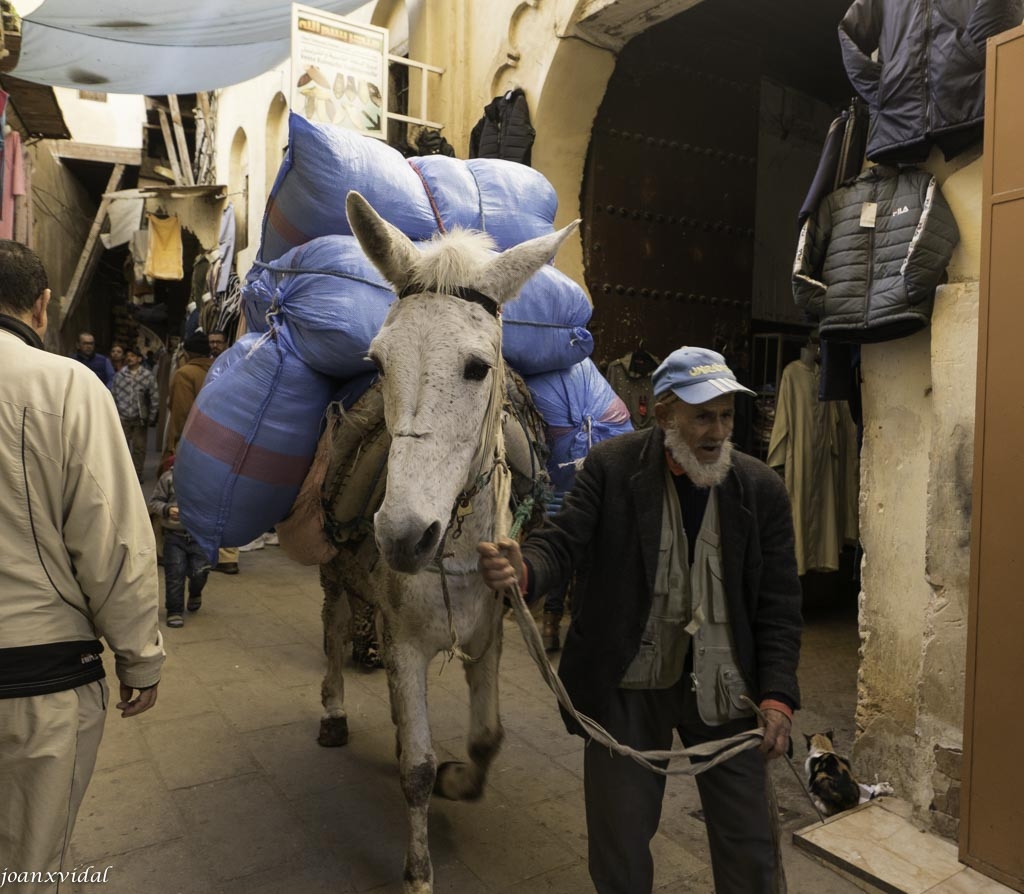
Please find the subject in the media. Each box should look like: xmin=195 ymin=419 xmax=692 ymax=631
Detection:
xmin=804 ymin=730 xmax=894 ymax=817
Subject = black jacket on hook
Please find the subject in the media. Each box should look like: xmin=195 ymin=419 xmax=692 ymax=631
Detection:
xmin=469 ymin=88 xmax=535 ymax=165
xmin=839 ymin=0 xmax=1024 ymax=163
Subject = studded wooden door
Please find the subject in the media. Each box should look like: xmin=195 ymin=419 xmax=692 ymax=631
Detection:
xmin=581 ymin=17 xmax=758 ymax=373
xmin=580 ymin=0 xmax=853 ymax=376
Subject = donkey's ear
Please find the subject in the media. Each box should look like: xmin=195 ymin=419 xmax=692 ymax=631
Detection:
xmin=345 ymin=191 xmax=420 ymax=293
xmin=479 ymin=220 xmax=581 ymax=306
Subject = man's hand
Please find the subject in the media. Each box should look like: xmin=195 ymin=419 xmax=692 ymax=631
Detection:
xmin=117 ymin=683 xmax=159 ymax=718
xmin=477 ymin=538 xmax=525 ymax=592
xmin=168 ymin=506 xmax=180 ymax=522
xmin=757 ymin=707 xmax=792 ymax=760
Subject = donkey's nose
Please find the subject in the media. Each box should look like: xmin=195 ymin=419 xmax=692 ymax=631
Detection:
xmin=376 ymin=517 xmax=442 ymax=574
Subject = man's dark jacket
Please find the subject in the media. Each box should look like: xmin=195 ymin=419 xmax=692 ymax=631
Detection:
xmin=71 ymin=350 xmax=114 ymax=386
xmin=839 ymin=0 xmax=1024 ymax=163
xmin=523 ymin=426 xmax=802 ymax=734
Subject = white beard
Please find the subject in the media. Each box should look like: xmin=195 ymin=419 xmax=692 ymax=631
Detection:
xmin=664 ymin=428 xmax=734 ymax=488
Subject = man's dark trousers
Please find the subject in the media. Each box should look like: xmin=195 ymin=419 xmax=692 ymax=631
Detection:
xmin=584 ymin=678 xmax=779 ymax=893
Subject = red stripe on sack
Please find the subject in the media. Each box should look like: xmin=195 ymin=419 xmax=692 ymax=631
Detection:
xmin=408 ymin=160 xmax=447 ymax=233
xmin=184 ymin=410 xmax=310 ymax=487
xmin=266 ymin=199 xmax=312 ymax=249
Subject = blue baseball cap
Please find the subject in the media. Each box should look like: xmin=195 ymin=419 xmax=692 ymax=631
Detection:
xmin=652 ymin=346 xmax=755 ymax=405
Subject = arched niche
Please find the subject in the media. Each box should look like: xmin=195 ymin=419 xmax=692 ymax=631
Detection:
xmin=265 ymin=92 xmax=289 ymax=198
xmin=228 ymin=127 xmax=250 ymax=253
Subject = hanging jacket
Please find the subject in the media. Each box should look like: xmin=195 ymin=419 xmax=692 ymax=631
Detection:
xmin=792 ymin=165 xmax=960 ymax=343
xmin=839 ymin=0 xmax=1024 ymax=163
xmin=469 ymin=88 xmax=535 ymax=165
xmin=799 ymin=98 xmax=870 ymax=225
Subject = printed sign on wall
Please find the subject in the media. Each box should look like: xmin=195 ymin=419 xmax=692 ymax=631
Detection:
xmin=291 ymin=4 xmax=388 ymax=139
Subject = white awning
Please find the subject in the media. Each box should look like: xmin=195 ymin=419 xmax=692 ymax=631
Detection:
xmin=11 ymin=1 xmax=366 ymax=95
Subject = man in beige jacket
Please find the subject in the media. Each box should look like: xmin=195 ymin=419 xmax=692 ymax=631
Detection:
xmin=0 ymin=241 xmax=164 ymax=888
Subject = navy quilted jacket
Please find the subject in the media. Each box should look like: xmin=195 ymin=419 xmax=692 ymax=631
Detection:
xmin=792 ymin=165 xmax=960 ymax=344
xmin=840 ymin=0 xmax=1023 ymax=162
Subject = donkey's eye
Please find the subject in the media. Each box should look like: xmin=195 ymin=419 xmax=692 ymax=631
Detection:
xmin=463 ymin=359 xmax=491 ymax=381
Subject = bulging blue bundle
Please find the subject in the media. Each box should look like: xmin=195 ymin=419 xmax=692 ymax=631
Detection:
xmin=467 ymin=159 xmax=558 ymax=251
xmin=503 ymin=264 xmax=594 ymax=375
xmin=525 ymin=358 xmax=633 ymax=493
xmin=409 ymin=155 xmax=558 ymax=250
xmin=245 ymin=232 xmax=592 ymax=378
xmin=176 ymin=329 xmax=337 ymax=560
xmin=242 ymin=235 xmax=395 ymax=379
xmin=259 ymin=113 xmax=438 ymax=262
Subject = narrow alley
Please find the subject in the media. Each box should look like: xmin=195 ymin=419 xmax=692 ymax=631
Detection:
xmin=66 ymin=535 xmax=865 ymax=894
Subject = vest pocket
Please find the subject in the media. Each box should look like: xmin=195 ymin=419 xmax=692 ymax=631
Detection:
xmin=695 ymin=645 xmax=752 ymax=725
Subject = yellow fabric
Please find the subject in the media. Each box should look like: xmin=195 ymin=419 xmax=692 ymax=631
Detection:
xmin=144 ymin=213 xmax=184 ymax=280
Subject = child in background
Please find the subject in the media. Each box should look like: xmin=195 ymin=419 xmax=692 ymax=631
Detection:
xmin=148 ymin=456 xmax=210 ymax=628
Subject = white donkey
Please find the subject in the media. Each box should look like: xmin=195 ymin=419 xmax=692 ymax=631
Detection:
xmin=335 ymin=191 xmax=577 ymax=893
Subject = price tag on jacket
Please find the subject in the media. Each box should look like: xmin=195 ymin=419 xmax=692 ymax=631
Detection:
xmin=859 ymin=202 xmax=878 ymax=228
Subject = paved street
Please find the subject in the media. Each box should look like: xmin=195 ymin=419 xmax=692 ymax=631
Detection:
xmin=67 ymin=540 xmax=865 ymax=893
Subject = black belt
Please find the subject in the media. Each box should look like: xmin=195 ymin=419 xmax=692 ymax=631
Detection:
xmin=0 ymin=639 xmax=106 ymax=699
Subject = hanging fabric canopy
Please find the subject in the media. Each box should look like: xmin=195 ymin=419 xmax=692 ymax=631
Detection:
xmin=11 ymin=0 xmax=366 ymax=95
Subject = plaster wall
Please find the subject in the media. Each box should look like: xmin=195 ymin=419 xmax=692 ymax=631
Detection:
xmin=854 ymin=149 xmax=981 ymax=835
xmin=52 ymin=88 xmax=145 ymax=148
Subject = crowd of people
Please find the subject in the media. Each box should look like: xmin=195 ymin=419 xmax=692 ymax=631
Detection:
xmin=2 ymin=237 xmax=802 ymax=894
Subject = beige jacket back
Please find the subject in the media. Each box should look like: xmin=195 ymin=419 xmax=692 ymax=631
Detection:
xmin=0 ymin=329 xmax=164 ymax=689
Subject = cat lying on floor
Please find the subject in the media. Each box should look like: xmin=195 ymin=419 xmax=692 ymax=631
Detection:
xmin=805 ymin=731 xmax=895 ymax=817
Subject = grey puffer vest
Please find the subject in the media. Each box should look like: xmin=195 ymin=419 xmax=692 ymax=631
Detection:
xmin=793 ymin=164 xmax=959 ymax=344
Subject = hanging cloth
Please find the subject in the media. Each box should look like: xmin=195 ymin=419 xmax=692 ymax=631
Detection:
xmin=0 ymin=131 xmax=25 ymax=241
xmin=605 ymin=350 xmax=660 ymax=430
xmin=101 ymin=197 xmax=145 ymax=249
xmin=214 ymin=203 xmax=236 ymax=295
xmin=766 ymin=356 xmax=843 ymax=576
xmin=144 ymin=213 xmax=184 ymax=280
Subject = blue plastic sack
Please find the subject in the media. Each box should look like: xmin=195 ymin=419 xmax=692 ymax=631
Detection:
xmin=245 ymin=233 xmax=592 ymax=377
xmin=242 ymin=236 xmax=394 ymax=379
xmin=525 ymin=359 xmax=633 ymax=492
xmin=409 ymin=155 xmax=558 ymax=250
xmin=176 ymin=328 xmax=337 ymax=559
xmin=259 ymin=113 xmax=438 ymax=262
xmin=503 ymin=264 xmax=594 ymax=375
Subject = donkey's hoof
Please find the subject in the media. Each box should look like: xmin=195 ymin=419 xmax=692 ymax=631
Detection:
xmin=317 ymin=715 xmax=349 ymax=747
xmin=433 ymin=760 xmax=483 ymax=801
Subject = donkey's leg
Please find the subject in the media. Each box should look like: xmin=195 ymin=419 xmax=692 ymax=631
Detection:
xmin=318 ymin=560 xmax=353 ymax=747
xmin=434 ymin=624 xmax=504 ymax=801
xmin=386 ymin=638 xmax=436 ymax=894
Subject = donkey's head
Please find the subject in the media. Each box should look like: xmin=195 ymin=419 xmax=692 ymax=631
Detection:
xmin=346 ymin=191 xmax=578 ymax=573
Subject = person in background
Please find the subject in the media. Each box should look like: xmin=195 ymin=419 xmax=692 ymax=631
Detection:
xmin=111 ymin=345 xmax=159 ymax=483
xmin=109 ymin=342 xmax=126 ymax=375
xmin=163 ymin=330 xmax=212 ymax=462
xmin=0 ymin=240 xmax=163 ymax=887
xmin=478 ymin=346 xmax=802 ymax=894
xmin=70 ymin=330 xmax=115 ymax=386
xmin=148 ymin=456 xmax=210 ymax=628
xmin=207 ymin=328 xmax=228 ymax=359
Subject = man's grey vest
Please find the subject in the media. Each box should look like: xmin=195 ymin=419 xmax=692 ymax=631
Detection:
xmin=620 ymin=470 xmax=753 ymax=726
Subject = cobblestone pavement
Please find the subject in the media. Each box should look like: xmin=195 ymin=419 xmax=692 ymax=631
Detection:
xmin=67 ymin=542 xmax=865 ymax=893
